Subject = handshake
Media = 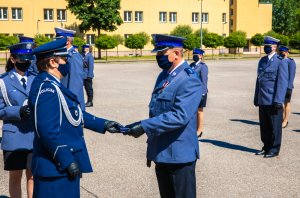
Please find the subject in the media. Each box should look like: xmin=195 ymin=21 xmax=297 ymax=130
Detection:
xmin=104 ymin=120 xmax=145 ymax=138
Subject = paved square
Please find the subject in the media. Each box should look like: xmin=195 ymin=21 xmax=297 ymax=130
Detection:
xmin=1 ymin=58 xmax=299 ymax=197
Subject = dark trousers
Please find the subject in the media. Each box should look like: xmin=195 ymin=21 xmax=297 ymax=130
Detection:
xmin=84 ymin=78 xmax=94 ymax=102
xmin=259 ymin=105 xmax=283 ymax=154
xmin=155 ymin=161 xmax=196 ymax=198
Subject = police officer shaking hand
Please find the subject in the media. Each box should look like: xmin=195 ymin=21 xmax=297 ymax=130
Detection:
xmin=125 ymin=34 xmax=202 ymax=198
xmin=28 ymin=38 xmax=122 ymax=198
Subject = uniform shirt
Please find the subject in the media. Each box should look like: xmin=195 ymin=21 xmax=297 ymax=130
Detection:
xmin=13 ymin=70 xmax=28 ymax=87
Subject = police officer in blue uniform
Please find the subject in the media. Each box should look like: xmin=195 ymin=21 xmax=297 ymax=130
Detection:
xmin=0 ymin=41 xmax=35 ymax=198
xmin=19 ymin=36 xmax=39 ymax=76
xmin=28 ymin=37 xmax=122 ymax=198
xmin=54 ymin=27 xmax=86 ymax=111
xmin=278 ymin=46 xmax=296 ymax=128
xmin=190 ymin=48 xmax=208 ymax=138
xmin=125 ymin=34 xmax=202 ymax=198
xmin=82 ymin=44 xmax=94 ymax=107
xmin=254 ymin=36 xmax=288 ymax=158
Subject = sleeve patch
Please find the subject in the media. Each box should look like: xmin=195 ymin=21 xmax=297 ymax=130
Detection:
xmin=40 ymin=88 xmax=55 ymax=94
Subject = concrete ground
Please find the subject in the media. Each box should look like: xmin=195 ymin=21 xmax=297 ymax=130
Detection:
xmin=0 ymin=58 xmax=300 ymax=198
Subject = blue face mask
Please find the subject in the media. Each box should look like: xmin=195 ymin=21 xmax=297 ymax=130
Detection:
xmin=264 ymin=46 xmax=272 ymax=54
xmin=58 ymin=63 xmax=70 ymax=77
xmin=193 ymin=55 xmax=200 ymax=62
xmin=156 ymin=55 xmax=173 ymax=70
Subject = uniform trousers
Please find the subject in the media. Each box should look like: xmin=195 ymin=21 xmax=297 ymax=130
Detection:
xmin=84 ymin=78 xmax=94 ymax=102
xmin=155 ymin=160 xmax=196 ymax=198
xmin=33 ymin=176 xmax=80 ymax=198
xmin=259 ymin=105 xmax=283 ymax=154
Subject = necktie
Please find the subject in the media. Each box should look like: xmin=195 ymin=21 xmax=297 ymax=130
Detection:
xmin=21 ymin=78 xmax=26 ymax=90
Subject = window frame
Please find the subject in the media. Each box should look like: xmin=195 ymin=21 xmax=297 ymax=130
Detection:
xmin=0 ymin=7 xmax=8 ymax=20
xmin=124 ymin=11 xmax=132 ymax=22
xmin=11 ymin=7 xmax=22 ymax=20
xmin=57 ymin=9 xmax=67 ymax=22
xmin=44 ymin=8 xmax=54 ymax=21
xmin=192 ymin=12 xmax=199 ymax=24
xmin=202 ymin=12 xmax=209 ymax=23
xmin=135 ymin=11 xmax=143 ymax=23
xmin=159 ymin=11 xmax=167 ymax=23
xmin=169 ymin=12 xmax=177 ymax=23
xmin=86 ymin=34 xmax=95 ymax=45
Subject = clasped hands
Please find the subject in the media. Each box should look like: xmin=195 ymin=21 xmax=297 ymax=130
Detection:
xmin=104 ymin=120 xmax=145 ymax=138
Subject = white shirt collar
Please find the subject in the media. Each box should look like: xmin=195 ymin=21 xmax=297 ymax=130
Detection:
xmin=268 ymin=52 xmax=276 ymax=60
xmin=13 ymin=69 xmax=27 ymax=84
xmin=169 ymin=60 xmax=185 ymax=74
xmin=49 ymin=73 xmax=60 ymax=83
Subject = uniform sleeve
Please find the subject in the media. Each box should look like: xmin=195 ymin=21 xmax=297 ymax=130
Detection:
xmin=288 ymin=59 xmax=296 ymax=89
xmin=35 ymin=83 xmax=74 ymax=170
xmin=141 ymin=76 xmax=202 ymax=137
xmin=87 ymin=54 xmax=94 ymax=78
xmin=0 ymin=86 xmax=22 ymax=120
xmin=83 ymin=111 xmax=107 ymax=133
xmin=274 ymin=60 xmax=288 ymax=104
xmin=254 ymin=60 xmax=261 ymax=104
xmin=201 ymin=65 xmax=208 ymax=91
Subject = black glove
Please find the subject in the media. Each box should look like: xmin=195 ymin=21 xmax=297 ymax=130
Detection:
xmin=286 ymin=88 xmax=292 ymax=98
xmin=273 ymin=103 xmax=283 ymax=111
xmin=254 ymin=100 xmax=258 ymax=107
xmin=87 ymin=77 xmax=93 ymax=81
xmin=104 ymin=120 xmax=122 ymax=133
xmin=126 ymin=121 xmax=145 ymax=138
xmin=20 ymin=105 xmax=31 ymax=118
xmin=67 ymin=162 xmax=81 ymax=179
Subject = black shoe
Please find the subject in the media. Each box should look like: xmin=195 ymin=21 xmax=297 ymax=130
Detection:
xmin=255 ymin=150 xmax=266 ymax=155
xmin=85 ymin=101 xmax=93 ymax=107
xmin=197 ymin=131 xmax=203 ymax=139
xmin=282 ymin=122 xmax=288 ymax=128
xmin=264 ymin=151 xmax=278 ymax=158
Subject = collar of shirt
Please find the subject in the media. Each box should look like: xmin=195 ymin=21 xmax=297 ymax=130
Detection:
xmin=48 ymin=73 xmax=61 ymax=83
xmin=13 ymin=69 xmax=28 ymax=84
xmin=67 ymin=46 xmax=73 ymax=52
xmin=268 ymin=52 xmax=276 ymax=60
xmin=169 ymin=60 xmax=185 ymax=74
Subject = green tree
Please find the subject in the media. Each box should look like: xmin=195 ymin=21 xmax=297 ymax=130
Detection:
xmin=183 ymin=34 xmax=200 ymax=59
xmin=170 ymin=25 xmax=193 ymax=38
xmin=73 ymin=37 xmax=86 ymax=52
xmin=112 ymin=34 xmax=124 ymax=57
xmin=136 ymin=32 xmax=150 ymax=55
xmin=264 ymin=31 xmax=290 ymax=46
xmin=194 ymin=28 xmax=208 ymax=38
xmin=289 ymin=32 xmax=300 ymax=50
xmin=250 ymin=33 xmax=264 ymax=55
xmin=224 ymin=31 xmax=247 ymax=55
xmin=95 ymin=34 xmax=118 ymax=61
xmin=203 ymin=33 xmax=224 ymax=56
xmin=0 ymin=35 xmax=18 ymax=50
xmin=125 ymin=34 xmax=145 ymax=57
xmin=34 ymin=34 xmax=51 ymax=46
xmin=66 ymin=0 xmax=123 ymax=59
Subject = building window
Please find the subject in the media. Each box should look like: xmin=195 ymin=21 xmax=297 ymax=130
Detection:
xmin=230 ymin=9 xmax=234 ymax=16
xmin=159 ymin=12 xmax=167 ymax=23
xmin=222 ymin=13 xmax=226 ymax=23
xmin=57 ymin=9 xmax=67 ymax=21
xmin=13 ymin=33 xmax=24 ymax=37
xmin=124 ymin=34 xmax=133 ymax=39
xmin=86 ymin=34 xmax=95 ymax=45
xmin=44 ymin=9 xmax=54 ymax=21
xmin=124 ymin=11 xmax=132 ymax=22
xmin=135 ymin=11 xmax=143 ymax=22
xmin=230 ymin=0 xmax=234 ymax=5
xmin=0 ymin=7 xmax=8 ymax=20
xmin=45 ymin=34 xmax=54 ymax=39
xmin=192 ymin=12 xmax=199 ymax=23
xmin=202 ymin=13 xmax=208 ymax=23
xmin=169 ymin=12 xmax=177 ymax=23
xmin=12 ymin=8 xmax=22 ymax=20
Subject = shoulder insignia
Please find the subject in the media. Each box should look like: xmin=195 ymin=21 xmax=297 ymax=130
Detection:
xmin=277 ymin=55 xmax=283 ymax=60
xmin=184 ymin=67 xmax=194 ymax=75
xmin=40 ymin=86 xmax=55 ymax=95
xmin=288 ymin=57 xmax=294 ymax=60
xmin=0 ymin=72 xmax=9 ymax=78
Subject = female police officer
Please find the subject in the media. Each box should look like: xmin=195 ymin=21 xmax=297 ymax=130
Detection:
xmin=0 ymin=41 xmax=35 ymax=198
xmin=28 ymin=37 xmax=122 ymax=198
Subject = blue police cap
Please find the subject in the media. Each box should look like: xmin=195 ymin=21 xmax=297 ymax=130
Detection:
xmin=279 ymin=46 xmax=289 ymax=52
xmin=193 ymin=48 xmax=205 ymax=55
xmin=32 ymin=37 xmax=69 ymax=60
xmin=263 ymin=36 xmax=280 ymax=45
xmin=82 ymin=44 xmax=90 ymax=49
xmin=19 ymin=36 xmax=34 ymax=43
xmin=7 ymin=42 xmax=34 ymax=60
xmin=151 ymin=34 xmax=186 ymax=52
xmin=55 ymin=27 xmax=76 ymax=38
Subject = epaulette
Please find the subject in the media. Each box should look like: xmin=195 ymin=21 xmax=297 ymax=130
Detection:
xmin=0 ymin=72 xmax=9 ymax=78
xmin=184 ymin=67 xmax=194 ymax=75
xmin=277 ymin=55 xmax=283 ymax=60
xmin=288 ymin=57 xmax=294 ymax=60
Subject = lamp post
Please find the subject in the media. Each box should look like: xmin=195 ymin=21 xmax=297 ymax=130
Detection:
xmin=199 ymin=0 xmax=203 ymax=49
xmin=37 ymin=19 xmax=40 ymax=35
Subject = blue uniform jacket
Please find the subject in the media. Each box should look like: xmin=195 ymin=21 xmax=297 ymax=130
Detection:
xmin=28 ymin=56 xmax=39 ymax=76
xmin=285 ymin=58 xmax=296 ymax=89
xmin=190 ymin=61 xmax=208 ymax=94
xmin=28 ymin=72 xmax=107 ymax=177
xmin=141 ymin=61 xmax=202 ymax=164
xmin=0 ymin=70 xmax=35 ymax=151
xmin=61 ymin=46 xmax=85 ymax=111
xmin=254 ymin=54 xmax=288 ymax=105
xmin=83 ymin=52 xmax=94 ymax=79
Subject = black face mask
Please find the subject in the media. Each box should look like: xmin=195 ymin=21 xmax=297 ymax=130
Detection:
xmin=193 ymin=55 xmax=200 ymax=62
xmin=279 ymin=52 xmax=285 ymax=58
xmin=58 ymin=63 xmax=70 ymax=77
xmin=156 ymin=55 xmax=173 ymax=70
xmin=15 ymin=62 xmax=31 ymax=72
xmin=264 ymin=46 xmax=273 ymax=54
